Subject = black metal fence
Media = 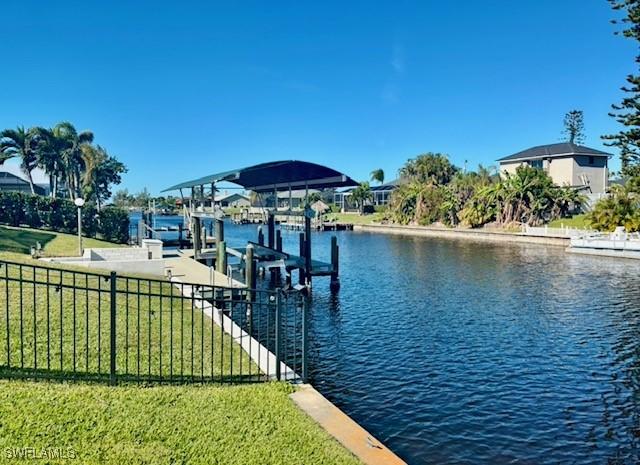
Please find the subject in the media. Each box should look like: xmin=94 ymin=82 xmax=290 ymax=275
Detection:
xmin=0 ymin=259 xmax=307 ymax=385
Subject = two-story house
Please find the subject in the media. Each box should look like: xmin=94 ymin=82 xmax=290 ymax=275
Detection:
xmin=498 ymin=143 xmax=612 ymax=194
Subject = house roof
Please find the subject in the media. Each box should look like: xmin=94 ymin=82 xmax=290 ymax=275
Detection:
xmin=0 ymin=171 xmax=47 ymax=195
xmin=311 ymin=200 xmax=330 ymax=213
xmin=162 ymin=160 xmax=358 ymax=193
xmin=498 ymin=143 xmax=612 ymax=163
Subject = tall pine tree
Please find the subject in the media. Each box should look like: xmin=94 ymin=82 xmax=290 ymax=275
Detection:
xmin=602 ymin=0 xmax=640 ymax=178
xmin=562 ymin=110 xmax=585 ymax=144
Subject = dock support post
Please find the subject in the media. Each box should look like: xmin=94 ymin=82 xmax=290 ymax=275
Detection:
xmin=257 ymin=226 xmax=264 ymax=246
xmin=276 ymin=229 xmax=282 ymax=252
xmin=246 ymin=245 xmax=256 ymax=294
xmin=216 ymin=240 xmax=227 ymax=275
xmin=215 ymin=219 xmax=224 ymax=244
xmin=138 ymin=219 xmax=144 ymax=246
xmin=267 ymin=211 xmax=275 ymax=249
xmin=200 ymin=224 xmax=207 ymax=254
xmin=330 ymin=235 xmax=340 ymax=292
xmin=147 ymin=211 xmax=153 ymax=238
xmin=298 ymin=232 xmax=306 ymax=285
xmin=304 ymin=214 xmax=312 ymax=286
xmin=192 ymin=216 xmax=202 ymax=259
xmin=178 ymin=223 xmax=183 ymax=249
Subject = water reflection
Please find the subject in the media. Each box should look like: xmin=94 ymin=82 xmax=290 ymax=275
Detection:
xmin=137 ymin=217 xmax=640 ymax=464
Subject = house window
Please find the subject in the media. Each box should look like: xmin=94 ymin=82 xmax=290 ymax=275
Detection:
xmin=588 ymin=156 xmax=595 ymax=165
xmin=529 ymin=159 xmax=543 ymax=169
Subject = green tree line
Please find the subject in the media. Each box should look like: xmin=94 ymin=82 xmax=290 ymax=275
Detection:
xmin=383 ymin=153 xmax=584 ymax=228
xmin=0 ymin=122 xmax=126 ymax=210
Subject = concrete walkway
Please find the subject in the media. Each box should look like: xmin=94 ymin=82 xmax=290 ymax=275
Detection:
xmin=291 ymin=385 xmax=406 ymax=465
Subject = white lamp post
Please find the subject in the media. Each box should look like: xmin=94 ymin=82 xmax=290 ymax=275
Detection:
xmin=74 ymin=198 xmax=85 ymax=256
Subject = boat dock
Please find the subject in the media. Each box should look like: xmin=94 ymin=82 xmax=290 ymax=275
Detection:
xmin=280 ymin=222 xmax=354 ymax=232
xmin=164 ymin=255 xmax=246 ymax=288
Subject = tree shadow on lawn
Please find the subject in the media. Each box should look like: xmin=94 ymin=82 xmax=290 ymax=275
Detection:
xmin=0 ymin=227 xmax=56 ymax=255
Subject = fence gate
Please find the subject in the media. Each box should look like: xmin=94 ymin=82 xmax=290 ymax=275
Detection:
xmin=0 ymin=259 xmax=307 ymax=384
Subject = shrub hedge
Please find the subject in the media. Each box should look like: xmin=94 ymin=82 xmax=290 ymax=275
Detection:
xmin=0 ymin=192 xmax=129 ymax=244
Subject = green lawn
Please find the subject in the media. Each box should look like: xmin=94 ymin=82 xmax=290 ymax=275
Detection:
xmin=0 ymin=225 xmax=121 ymax=257
xmin=0 ymin=381 xmax=360 ymax=465
xmin=0 ymin=228 xmax=360 ymax=464
xmin=547 ymin=214 xmax=591 ymax=229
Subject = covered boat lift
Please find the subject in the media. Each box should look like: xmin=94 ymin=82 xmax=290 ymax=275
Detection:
xmin=161 ymin=160 xmax=358 ymax=290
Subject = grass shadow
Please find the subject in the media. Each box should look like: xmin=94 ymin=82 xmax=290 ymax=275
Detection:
xmin=0 ymin=226 xmax=57 ymax=254
xmin=0 ymin=365 xmax=266 ymax=386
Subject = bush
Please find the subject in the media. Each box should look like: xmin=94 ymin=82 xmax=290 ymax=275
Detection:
xmin=0 ymin=192 xmax=25 ymax=226
xmin=0 ymin=192 xmax=129 ymax=243
xmin=98 ymin=207 xmax=130 ymax=243
xmin=587 ymin=184 xmax=640 ymax=232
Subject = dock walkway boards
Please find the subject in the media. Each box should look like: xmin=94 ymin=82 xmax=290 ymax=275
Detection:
xmin=164 ymin=256 xmax=245 ymax=288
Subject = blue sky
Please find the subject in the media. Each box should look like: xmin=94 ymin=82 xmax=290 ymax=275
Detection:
xmin=0 ymin=0 xmax=635 ymax=194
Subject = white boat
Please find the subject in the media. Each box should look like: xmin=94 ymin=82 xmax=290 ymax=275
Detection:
xmin=567 ymin=227 xmax=640 ymax=260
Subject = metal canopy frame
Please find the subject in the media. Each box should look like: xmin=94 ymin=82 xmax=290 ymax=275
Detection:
xmin=162 ymin=160 xmax=358 ymax=194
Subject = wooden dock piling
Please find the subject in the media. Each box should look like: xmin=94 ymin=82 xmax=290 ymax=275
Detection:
xmin=276 ymin=230 xmax=283 ymax=252
xmin=304 ymin=215 xmax=312 ymax=285
xmin=330 ymin=235 xmax=340 ymax=291
xmin=216 ymin=240 xmax=227 ymax=275
xmin=192 ymin=217 xmax=202 ymax=259
xmin=299 ymin=232 xmax=306 ymax=285
xmin=267 ymin=212 xmax=275 ymax=249
xmin=200 ymin=225 xmax=207 ymax=257
xmin=215 ymin=219 xmax=224 ymax=243
xmin=257 ymin=226 xmax=264 ymax=246
xmin=246 ymin=245 xmax=256 ymax=292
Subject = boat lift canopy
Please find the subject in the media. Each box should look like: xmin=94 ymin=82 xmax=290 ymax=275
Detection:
xmin=162 ymin=160 xmax=358 ymax=193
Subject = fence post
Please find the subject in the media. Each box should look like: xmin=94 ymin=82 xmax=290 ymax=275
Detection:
xmin=275 ymin=289 xmax=282 ymax=381
xmin=109 ymin=271 xmax=117 ymax=385
xmin=302 ymin=295 xmax=308 ymax=383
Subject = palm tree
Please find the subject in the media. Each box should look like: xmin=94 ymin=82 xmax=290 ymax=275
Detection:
xmin=52 ymin=122 xmax=94 ymax=199
xmin=81 ymin=144 xmax=105 ymax=205
xmin=370 ymin=168 xmax=385 ymax=185
xmin=0 ymin=152 xmax=14 ymax=165
xmin=29 ymin=126 xmax=63 ymax=198
xmin=350 ymin=182 xmax=373 ymax=214
xmin=0 ymin=126 xmax=40 ymax=194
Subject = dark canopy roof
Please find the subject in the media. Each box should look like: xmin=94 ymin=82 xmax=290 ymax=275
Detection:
xmin=162 ymin=160 xmax=358 ymax=193
xmin=498 ymin=143 xmax=612 ymax=162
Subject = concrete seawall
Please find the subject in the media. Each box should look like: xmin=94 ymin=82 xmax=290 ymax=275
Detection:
xmin=353 ymin=224 xmax=570 ymax=247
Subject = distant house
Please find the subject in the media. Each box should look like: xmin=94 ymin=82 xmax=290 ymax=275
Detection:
xmin=214 ymin=193 xmax=250 ymax=208
xmin=0 ymin=170 xmax=47 ymax=196
xmin=498 ymin=143 xmax=612 ymax=194
xmin=334 ymin=180 xmax=399 ymax=212
xmin=274 ymin=190 xmax=320 ymax=210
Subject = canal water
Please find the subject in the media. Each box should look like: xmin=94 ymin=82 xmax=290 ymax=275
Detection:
xmin=141 ymin=216 xmax=640 ymax=464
